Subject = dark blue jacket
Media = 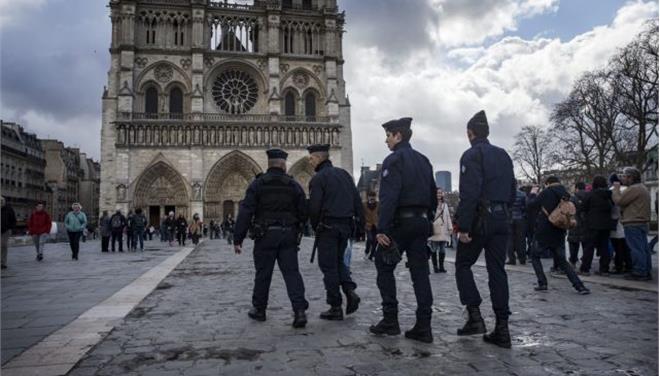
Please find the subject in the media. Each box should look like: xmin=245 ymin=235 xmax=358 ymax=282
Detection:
xmin=234 ymin=167 xmax=307 ymax=245
xmin=456 ymin=138 xmax=516 ymax=233
xmin=527 ymin=183 xmax=568 ymax=248
xmin=308 ymin=160 xmax=363 ymax=229
xmin=377 ymin=141 xmax=437 ymax=236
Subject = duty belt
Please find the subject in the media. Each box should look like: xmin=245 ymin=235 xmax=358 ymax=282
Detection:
xmin=489 ymin=203 xmax=508 ymax=213
xmin=396 ymin=209 xmax=428 ymax=219
xmin=266 ymin=225 xmax=293 ymax=231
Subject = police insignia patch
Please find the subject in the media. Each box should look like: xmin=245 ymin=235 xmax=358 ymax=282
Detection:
xmin=461 ymin=165 xmax=466 ymax=174
xmin=382 ymin=169 xmax=389 ymax=178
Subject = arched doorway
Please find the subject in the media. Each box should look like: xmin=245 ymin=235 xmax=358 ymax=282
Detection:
xmin=133 ymin=161 xmax=189 ymax=226
xmin=204 ymin=151 xmax=262 ymax=222
xmin=289 ymin=157 xmax=315 ymax=195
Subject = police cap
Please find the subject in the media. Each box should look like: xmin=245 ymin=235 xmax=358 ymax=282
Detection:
xmin=467 ymin=110 xmax=489 ymax=138
xmin=266 ymin=148 xmax=288 ymax=160
xmin=381 ymin=117 xmax=412 ymax=133
xmin=306 ymin=144 xmax=330 ymax=153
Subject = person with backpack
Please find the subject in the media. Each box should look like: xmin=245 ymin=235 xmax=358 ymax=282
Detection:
xmin=131 ymin=208 xmax=148 ymax=251
xmin=27 ymin=202 xmax=52 ymax=262
xmin=580 ymin=176 xmax=615 ymax=276
xmin=527 ymin=176 xmax=589 ymax=294
xmin=567 ymin=182 xmax=589 ymax=270
xmin=110 ymin=210 xmax=127 ymax=252
xmin=64 ymin=203 xmax=87 ymax=260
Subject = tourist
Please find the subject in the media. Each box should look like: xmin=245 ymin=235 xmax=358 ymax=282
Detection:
xmin=164 ymin=212 xmax=177 ymax=246
xmin=27 ymin=202 xmax=52 ymax=262
xmin=581 ymin=176 xmax=614 ymax=276
xmin=567 ymin=182 xmax=589 ymax=269
xmin=189 ymin=214 xmax=202 ymax=245
xmin=64 ymin=203 xmax=87 ymax=260
xmin=131 ymin=208 xmax=148 ymax=251
xmin=429 ymin=188 xmax=451 ymax=273
xmin=110 ymin=210 xmax=127 ymax=252
xmin=610 ymin=174 xmax=632 ymax=273
xmin=506 ymin=187 xmax=527 ymax=265
xmin=612 ymin=167 xmax=652 ymax=281
xmin=176 ymin=214 xmax=188 ymax=246
xmin=126 ymin=210 xmax=135 ymax=251
xmin=527 ymin=177 xmax=589 ymax=294
xmin=1 ymin=197 xmax=16 ymax=269
xmin=99 ymin=210 xmax=112 ymax=252
xmin=363 ymin=192 xmax=379 ymax=261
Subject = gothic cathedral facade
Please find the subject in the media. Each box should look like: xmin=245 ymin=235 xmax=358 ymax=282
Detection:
xmin=100 ymin=0 xmax=351 ymax=225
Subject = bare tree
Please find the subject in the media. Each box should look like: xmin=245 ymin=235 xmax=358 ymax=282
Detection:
xmin=512 ymin=125 xmax=554 ymax=184
xmin=550 ymin=71 xmax=619 ymax=177
xmin=609 ymin=20 xmax=659 ymax=172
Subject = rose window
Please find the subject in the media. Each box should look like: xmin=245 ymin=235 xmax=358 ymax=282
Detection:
xmin=212 ymin=70 xmax=258 ymax=114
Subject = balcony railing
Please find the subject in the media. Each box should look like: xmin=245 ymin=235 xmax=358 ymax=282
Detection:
xmin=115 ymin=122 xmax=342 ymax=148
xmin=120 ymin=112 xmax=336 ymax=124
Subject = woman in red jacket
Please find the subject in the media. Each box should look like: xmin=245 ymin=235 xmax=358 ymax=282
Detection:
xmin=27 ymin=202 xmax=52 ymax=261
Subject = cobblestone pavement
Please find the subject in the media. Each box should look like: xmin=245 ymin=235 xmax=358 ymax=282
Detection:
xmin=1 ymin=238 xmax=182 ymax=365
xmin=69 ymin=238 xmax=658 ymax=376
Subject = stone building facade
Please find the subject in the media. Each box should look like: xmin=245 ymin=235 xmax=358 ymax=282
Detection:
xmin=356 ymin=164 xmax=381 ymax=202
xmin=79 ymin=153 xmax=102 ymax=226
xmin=0 ymin=121 xmax=51 ymax=229
xmin=100 ymin=0 xmax=352 ymax=226
xmin=43 ymin=140 xmax=83 ymax=222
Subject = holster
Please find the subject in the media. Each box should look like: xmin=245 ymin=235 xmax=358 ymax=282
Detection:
xmin=470 ymin=199 xmax=490 ymax=237
xmin=378 ymin=240 xmax=402 ymax=266
xmin=248 ymin=223 xmax=266 ymax=240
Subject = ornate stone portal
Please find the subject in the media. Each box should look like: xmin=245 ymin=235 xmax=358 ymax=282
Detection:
xmin=100 ymin=0 xmax=352 ymax=223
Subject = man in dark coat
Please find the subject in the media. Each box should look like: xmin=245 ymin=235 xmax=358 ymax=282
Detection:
xmin=454 ymin=110 xmax=515 ymax=348
xmin=527 ymin=176 xmax=589 ymax=294
xmin=369 ymin=117 xmax=437 ymax=344
xmin=1 ymin=197 xmax=17 ymax=269
xmin=308 ymin=143 xmax=364 ymax=322
xmin=234 ymin=149 xmax=309 ymax=328
xmin=581 ymin=176 xmax=614 ymax=275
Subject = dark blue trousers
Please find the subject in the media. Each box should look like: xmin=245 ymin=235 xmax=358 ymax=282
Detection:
xmin=455 ymin=211 xmax=511 ymax=320
xmin=252 ymin=228 xmax=308 ymax=312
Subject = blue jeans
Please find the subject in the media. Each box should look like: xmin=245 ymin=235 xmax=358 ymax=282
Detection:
xmin=344 ymin=239 xmax=353 ymax=269
xmin=624 ymin=224 xmax=651 ymax=276
xmin=132 ymin=230 xmax=144 ymax=250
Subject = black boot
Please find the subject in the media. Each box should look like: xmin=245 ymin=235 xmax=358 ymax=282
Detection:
xmin=457 ymin=306 xmax=487 ymax=336
xmin=248 ymin=307 xmax=266 ymax=322
xmin=319 ymin=306 xmax=343 ymax=321
xmin=438 ymin=252 xmax=447 ymax=273
xmin=292 ymin=310 xmax=307 ymax=328
xmin=369 ymin=314 xmax=401 ymax=336
xmin=483 ymin=318 xmax=511 ymax=348
xmin=431 ymin=252 xmax=439 ymax=273
xmin=404 ymin=319 xmax=433 ymax=343
xmin=345 ymin=290 xmax=361 ymax=315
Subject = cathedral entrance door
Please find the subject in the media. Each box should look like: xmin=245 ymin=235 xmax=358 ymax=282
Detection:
xmin=223 ymin=200 xmax=235 ymax=219
xmin=149 ymin=206 xmax=160 ymax=228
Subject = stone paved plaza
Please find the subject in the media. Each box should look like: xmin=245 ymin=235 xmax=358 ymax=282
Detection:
xmin=1 ymin=238 xmax=183 ymax=365
xmin=62 ymin=238 xmax=658 ymax=376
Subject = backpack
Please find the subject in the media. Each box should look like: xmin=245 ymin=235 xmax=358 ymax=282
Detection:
xmin=542 ymin=197 xmax=576 ymax=230
xmin=134 ymin=215 xmax=146 ymax=228
xmin=111 ymin=215 xmax=123 ymax=229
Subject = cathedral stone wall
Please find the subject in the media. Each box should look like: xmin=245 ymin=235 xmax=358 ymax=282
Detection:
xmin=100 ymin=0 xmax=351 ymax=223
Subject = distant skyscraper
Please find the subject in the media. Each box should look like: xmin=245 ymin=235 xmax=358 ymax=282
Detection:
xmin=435 ymin=171 xmax=452 ymax=192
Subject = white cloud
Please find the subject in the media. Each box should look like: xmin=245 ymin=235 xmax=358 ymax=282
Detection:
xmin=347 ymin=0 xmax=658 ymax=186
xmin=429 ymin=0 xmax=560 ymax=47
xmin=0 ymin=0 xmax=47 ymax=29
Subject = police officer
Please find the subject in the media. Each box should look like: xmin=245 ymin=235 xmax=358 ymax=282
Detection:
xmin=307 ymin=144 xmax=364 ymax=321
xmin=369 ymin=117 xmax=437 ymax=344
xmin=455 ymin=110 xmax=516 ymax=349
xmin=233 ymin=149 xmax=309 ymax=328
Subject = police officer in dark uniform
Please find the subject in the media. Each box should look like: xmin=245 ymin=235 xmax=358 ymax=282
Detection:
xmin=455 ymin=110 xmax=516 ymax=349
xmin=233 ymin=149 xmax=309 ymax=328
xmin=369 ymin=117 xmax=437 ymax=343
xmin=307 ymin=144 xmax=364 ymax=321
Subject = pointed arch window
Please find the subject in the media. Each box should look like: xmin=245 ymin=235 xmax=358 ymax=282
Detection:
xmin=304 ymin=92 xmax=316 ymax=120
xmin=145 ymin=87 xmax=159 ymax=116
xmin=302 ymin=0 xmax=312 ymax=10
xmin=284 ymin=91 xmax=296 ymax=118
xmin=169 ymin=87 xmax=183 ymax=117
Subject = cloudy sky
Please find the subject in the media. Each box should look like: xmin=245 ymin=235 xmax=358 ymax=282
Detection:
xmin=1 ymin=0 xmax=657 ymax=188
